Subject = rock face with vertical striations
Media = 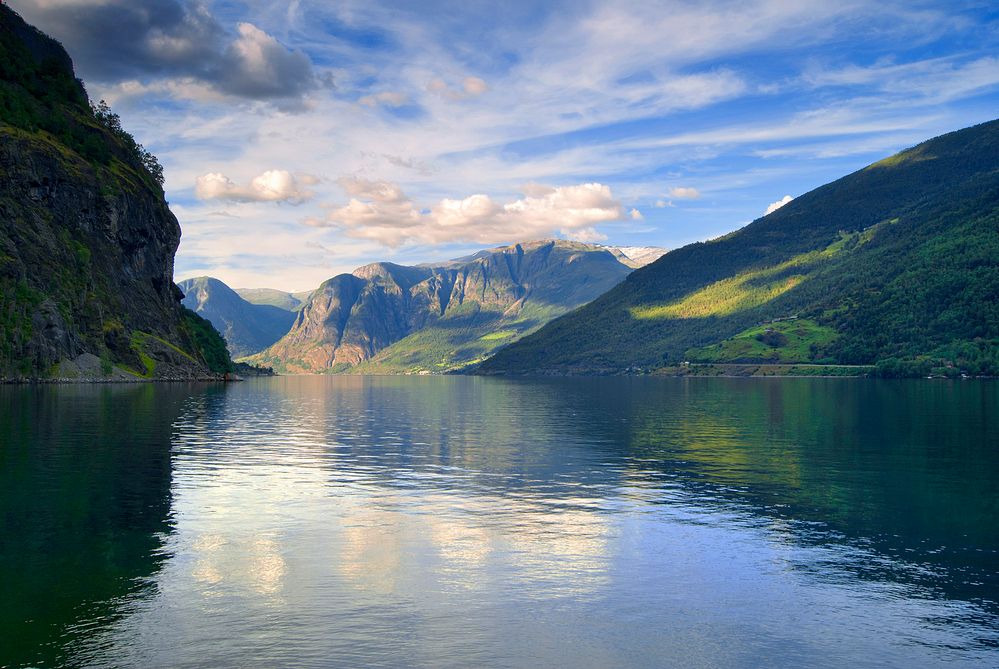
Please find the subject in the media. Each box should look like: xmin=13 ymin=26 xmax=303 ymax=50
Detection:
xmin=247 ymin=240 xmax=654 ymax=374
xmin=0 ymin=6 xmax=231 ymax=380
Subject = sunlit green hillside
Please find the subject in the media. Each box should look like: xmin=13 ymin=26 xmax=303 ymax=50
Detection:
xmin=480 ymin=120 xmax=999 ymax=377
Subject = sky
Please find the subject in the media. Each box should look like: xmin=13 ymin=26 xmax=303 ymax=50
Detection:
xmin=11 ymin=0 xmax=999 ymax=291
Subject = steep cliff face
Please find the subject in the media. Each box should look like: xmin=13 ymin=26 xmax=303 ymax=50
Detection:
xmin=258 ymin=272 xmax=391 ymax=371
xmin=248 ymin=240 xmax=641 ymax=373
xmin=0 ymin=6 xmax=230 ymax=379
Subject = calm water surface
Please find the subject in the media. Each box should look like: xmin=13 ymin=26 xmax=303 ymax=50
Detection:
xmin=1 ymin=376 xmax=997 ymax=668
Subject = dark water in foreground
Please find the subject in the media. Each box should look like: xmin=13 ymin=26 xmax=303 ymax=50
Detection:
xmin=1 ymin=376 xmax=997 ymax=668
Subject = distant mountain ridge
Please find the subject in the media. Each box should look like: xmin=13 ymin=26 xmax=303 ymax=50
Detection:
xmin=235 ymin=287 xmax=311 ymax=312
xmin=178 ymin=277 xmax=297 ymax=358
xmin=602 ymin=245 xmax=667 ymax=268
xmin=246 ymin=239 xmax=658 ymax=374
xmin=479 ymin=120 xmax=999 ymax=376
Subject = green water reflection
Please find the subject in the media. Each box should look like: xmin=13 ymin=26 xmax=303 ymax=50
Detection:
xmin=0 ymin=377 xmax=996 ymax=668
xmin=0 ymin=384 xmax=201 ymax=667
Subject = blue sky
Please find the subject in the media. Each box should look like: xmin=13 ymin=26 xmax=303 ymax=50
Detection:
xmin=13 ymin=0 xmax=999 ymax=290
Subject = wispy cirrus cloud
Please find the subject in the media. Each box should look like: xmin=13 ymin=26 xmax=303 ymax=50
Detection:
xmin=427 ymin=76 xmax=488 ymax=101
xmin=668 ymin=187 xmax=701 ymax=200
xmin=19 ymin=0 xmax=997 ymax=290
xmin=802 ymin=55 xmax=999 ymax=104
xmin=359 ymin=91 xmax=410 ymax=107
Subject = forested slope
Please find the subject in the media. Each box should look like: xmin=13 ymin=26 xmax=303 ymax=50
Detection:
xmin=480 ymin=120 xmax=999 ymax=376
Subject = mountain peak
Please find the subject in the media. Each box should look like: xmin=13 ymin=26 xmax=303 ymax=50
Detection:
xmin=246 ymin=238 xmax=641 ymax=374
xmin=431 ymin=238 xmax=666 ymax=269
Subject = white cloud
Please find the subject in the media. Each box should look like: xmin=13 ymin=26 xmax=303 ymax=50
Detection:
xmin=765 ymin=194 xmax=793 ymax=215
xmin=195 ymin=170 xmax=319 ymax=204
xmin=629 ymin=208 xmax=643 ymax=220
xmin=668 ymin=186 xmax=701 ymax=200
xmin=336 ymin=176 xmax=409 ymax=203
xmin=617 ymin=103 xmax=941 ymax=154
xmin=427 ymin=76 xmax=489 ymax=101
xmin=359 ymin=91 xmax=410 ymax=107
xmin=68 ymin=0 xmax=996 ymax=290
xmin=97 ymin=78 xmax=231 ymax=106
xmin=381 ymin=154 xmax=434 ymax=175
xmin=564 ymin=227 xmax=608 ymax=243
xmin=308 ymin=179 xmax=628 ymax=247
xmin=462 ymin=76 xmax=488 ymax=95
xmin=803 ymin=56 xmax=999 ymax=105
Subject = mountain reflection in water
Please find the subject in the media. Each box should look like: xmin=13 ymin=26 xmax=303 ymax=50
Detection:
xmin=1 ymin=377 xmax=996 ymax=668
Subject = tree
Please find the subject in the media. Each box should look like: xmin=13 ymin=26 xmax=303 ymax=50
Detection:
xmin=90 ymin=99 xmax=165 ymax=187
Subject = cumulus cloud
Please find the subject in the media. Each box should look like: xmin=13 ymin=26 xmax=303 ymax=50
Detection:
xmin=337 ymin=176 xmax=409 ymax=203
xmin=765 ymin=194 xmax=794 ymax=215
xmin=14 ymin=0 xmax=319 ymax=101
xmin=654 ymin=199 xmax=674 ymax=208
xmin=306 ymin=179 xmax=627 ymax=247
xmin=195 ymin=170 xmax=319 ymax=204
xmin=565 ymin=227 xmax=608 ymax=243
xmin=668 ymin=186 xmax=701 ymax=199
xmin=214 ymin=22 xmax=316 ymax=99
xmin=427 ymin=76 xmax=489 ymax=101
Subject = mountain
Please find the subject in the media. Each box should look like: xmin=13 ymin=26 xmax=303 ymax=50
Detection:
xmin=0 ymin=6 xmax=232 ymax=380
xmin=604 ymin=245 xmax=668 ymax=268
xmin=235 ymin=287 xmax=311 ymax=312
xmin=480 ymin=120 xmax=999 ymax=377
xmin=247 ymin=239 xmax=659 ymax=374
xmin=179 ymin=277 xmax=298 ymax=358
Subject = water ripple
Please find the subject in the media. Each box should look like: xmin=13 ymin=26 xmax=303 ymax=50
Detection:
xmin=2 ymin=376 xmax=998 ymax=668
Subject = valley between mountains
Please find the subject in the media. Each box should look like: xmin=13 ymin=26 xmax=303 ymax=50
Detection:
xmin=181 ymin=241 xmax=665 ymax=374
xmin=2 ymin=3 xmax=997 ymax=381
xmin=184 ymin=121 xmax=999 ymax=379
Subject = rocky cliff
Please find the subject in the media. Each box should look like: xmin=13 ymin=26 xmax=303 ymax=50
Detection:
xmin=0 ymin=6 xmax=230 ymax=380
xmin=248 ymin=240 xmax=646 ymax=374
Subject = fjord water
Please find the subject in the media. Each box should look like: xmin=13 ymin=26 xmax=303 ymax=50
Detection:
xmin=1 ymin=378 xmax=997 ymax=668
